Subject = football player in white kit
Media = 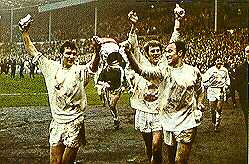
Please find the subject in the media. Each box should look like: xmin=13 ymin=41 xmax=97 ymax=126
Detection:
xmin=203 ymin=56 xmax=230 ymax=131
xmin=125 ymin=4 xmax=205 ymax=164
xmin=19 ymin=15 xmax=101 ymax=163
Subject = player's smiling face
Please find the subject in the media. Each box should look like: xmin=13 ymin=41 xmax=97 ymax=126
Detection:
xmin=147 ymin=46 xmax=162 ymax=65
xmin=165 ymin=43 xmax=179 ymax=67
xmin=62 ymin=48 xmax=78 ymax=68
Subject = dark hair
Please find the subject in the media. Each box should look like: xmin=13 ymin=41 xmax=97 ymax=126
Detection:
xmin=144 ymin=40 xmax=162 ymax=54
xmin=60 ymin=41 xmax=78 ymax=54
xmin=213 ymin=56 xmax=222 ymax=63
xmin=173 ymin=40 xmax=187 ymax=56
xmin=107 ymin=52 xmax=124 ymax=65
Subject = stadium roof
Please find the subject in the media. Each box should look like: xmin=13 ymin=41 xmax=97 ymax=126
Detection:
xmin=0 ymin=0 xmax=65 ymax=10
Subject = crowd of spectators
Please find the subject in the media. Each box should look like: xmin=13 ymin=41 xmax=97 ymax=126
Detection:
xmin=184 ymin=28 xmax=248 ymax=74
xmin=0 ymin=26 xmax=247 ymax=79
xmin=0 ymin=38 xmax=95 ymax=78
xmin=0 ymin=1 xmax=248 ymax=78
xmin=0 ymin=1 xmax=247 ymax=41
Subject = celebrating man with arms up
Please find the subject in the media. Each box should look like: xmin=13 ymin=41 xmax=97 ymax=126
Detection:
xmin=125 ymin=4 xmax=205 ymax=163
xmin=19 ymin=15 xmax=100 ymax=163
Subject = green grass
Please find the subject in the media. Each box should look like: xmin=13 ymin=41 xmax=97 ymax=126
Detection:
xmin=85 ymin=78 xmax=131 ymax=107
xmin=0 ymin=74 xmax=131 ymax=108
xmin=0 ymin=74 xmax=47 ymax=94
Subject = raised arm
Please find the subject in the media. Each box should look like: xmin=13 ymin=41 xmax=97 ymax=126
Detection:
xmin=126 ymin=10 xmax=143 ymax=62
xmin=22 ymin=31 xmax=39 ymax=57
xmin=174 ymin=4 xmax=185 ymax=31
xmin=128 ymin=10 xmax=138 ymax=35
xmin=124 ymin=43 xmax=142 ymax=75
xmin=19 ymin=15 xmax=39 ymax=57
xmin=89 ymin=37 xmax=101 ymax=73
xmin=170 ymin=4 xmax=185 ymax=43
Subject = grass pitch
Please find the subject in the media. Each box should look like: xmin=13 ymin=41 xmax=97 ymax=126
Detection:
xmin=0 ymin=74 xmax=130 ymax=108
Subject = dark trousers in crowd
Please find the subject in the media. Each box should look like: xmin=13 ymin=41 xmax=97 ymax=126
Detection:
xmin=11 ymin=70 xmax=16 ymax=78
xmin=20 ymin=69 xmax=24 ymax=78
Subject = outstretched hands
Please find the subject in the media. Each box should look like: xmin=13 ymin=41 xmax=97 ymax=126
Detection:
xmin=128 ymin=10 xmax=138 ymax=25
xmin=174 ymin=4 xmax=185 ymax=20
xmin=19 ymin=14 xmax=33 ymax=33
xmin=92 ymin=36 xmax=102 ymax=54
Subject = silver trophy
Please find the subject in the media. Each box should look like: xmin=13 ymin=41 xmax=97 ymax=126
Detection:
xmin=18 ymin=14 xmax=33 ymax=32
xmin=174 ymin=4 xmax=185 ymax=19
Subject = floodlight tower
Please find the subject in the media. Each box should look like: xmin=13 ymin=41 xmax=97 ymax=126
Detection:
xmin=10 ymin=8 xmax=13 ymax=42
xmin=214 ymin=0 xmax=217 ymax=32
